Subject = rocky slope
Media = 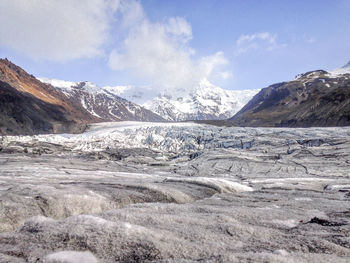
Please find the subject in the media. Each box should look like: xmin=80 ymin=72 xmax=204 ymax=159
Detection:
xmin=230 ymin=64 xmax=350 ymax=127
xmin=0 ymin=59 xmax=99 ymax=135
xmin=39 ymin=78 xmax=165 ymax=122
xmin=0 ymin=59 xmax=165 ymax=135
xmin=0 ymin=81 xmax=88 ymax=135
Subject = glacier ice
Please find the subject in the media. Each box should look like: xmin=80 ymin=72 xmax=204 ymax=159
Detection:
xmin=0 ymin=122 xmax=350 ymax=262
xmin=44 ymin=251 xmax=98 ymax=263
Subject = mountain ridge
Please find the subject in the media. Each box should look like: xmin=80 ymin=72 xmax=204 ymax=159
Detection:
xmin=114 ymin=79 xmax=260 ymax=121
xmin=39 ymin=78 xmax=165 ymax=122
xmin=229 ymin=68 xmax=350 ymax=127
xmin=0 ymin=59 xmax=164 ymax=135
xmin=0 ymin=58 xmax=100 ymax=135
xmin=40 ymin=77 xmax=259 ymax=122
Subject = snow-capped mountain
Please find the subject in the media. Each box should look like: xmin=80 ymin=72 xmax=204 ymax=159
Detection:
xmin=114 ymin=80 xmax=260 ymax=121
xmin=143 ymin=80 xmax=259 ymax=121
xmin=40 ymin=78 xmax=260 ymax=122
xmin=38 ymin=78 xmax=165 ymax=122
xmin=102 ymin=85 xmax=158 ymax=106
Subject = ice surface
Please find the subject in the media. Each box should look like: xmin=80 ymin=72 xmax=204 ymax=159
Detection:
xmin=44 ymin=251 xmax=98 ymax=263
xmin=164 ymin=177 xmax=253 ymax=193
xmin=1 ymin=122 xmax=350 ymax=262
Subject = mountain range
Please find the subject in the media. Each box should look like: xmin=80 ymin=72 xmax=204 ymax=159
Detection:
xmin=38 ymin=78 xmax=164 ymax=122
xmin=0 ymin=59 xmax=164 ymax=135
xmin=109 ymin=80 xmax=259 ymax=121
xmin=40 ymin=78 xmax=259 ymax=122
xmin=1 ymin=58 xmax=350 ymax=135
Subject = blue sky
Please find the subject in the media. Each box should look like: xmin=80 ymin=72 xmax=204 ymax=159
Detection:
xmin=0 ymin=0 xmax=349 ymax=92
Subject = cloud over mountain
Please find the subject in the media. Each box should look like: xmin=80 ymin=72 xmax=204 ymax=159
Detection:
xmin=0 ymin=0 xmax=230 ymax=93
xmin=108 ymin=0 xmax=229 ymax=94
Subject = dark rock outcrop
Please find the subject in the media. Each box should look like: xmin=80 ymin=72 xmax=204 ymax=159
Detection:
xmin=0 ymin=80 xmax=89 ymax=135
xmin=0 ymin=59 xmax=100 ymax=135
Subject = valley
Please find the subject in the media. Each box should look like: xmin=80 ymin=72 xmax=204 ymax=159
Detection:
xmin=1 ymin=1 xmax=350 ymax=262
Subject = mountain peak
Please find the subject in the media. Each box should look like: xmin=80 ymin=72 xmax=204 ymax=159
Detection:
xmin=40 ymin=77 xmax=165 ymax=122
xmin=144 ymin=81 xmax=260 ymax=121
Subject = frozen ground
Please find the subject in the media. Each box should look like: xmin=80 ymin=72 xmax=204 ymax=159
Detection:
xmin=0 ymin=122 xmax=350 ymax=262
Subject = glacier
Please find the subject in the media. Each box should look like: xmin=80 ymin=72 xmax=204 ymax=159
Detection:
xmin=0 ymin=122 xmax=350 ymax=262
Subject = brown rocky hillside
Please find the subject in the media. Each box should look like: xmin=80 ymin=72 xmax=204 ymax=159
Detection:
xmin=230 ymin=70 xmax=350 ymax=127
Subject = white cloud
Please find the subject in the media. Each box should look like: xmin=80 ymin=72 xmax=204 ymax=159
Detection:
xmin=0 ymin=0 xmax=120 ymax=62
xmin=118 ymin=0 xmax=144 ymax=28
xmin=218 ymin=71 xmax=232 ymax=80
xmin=0 ymin=0 xmax=230 ymax=92
xmin=109 ymin=0 xmax=229 ymax=94
xmin=235 ymin=32 xmax=286 ymax=55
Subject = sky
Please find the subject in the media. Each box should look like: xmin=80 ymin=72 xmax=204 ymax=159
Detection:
xmin=0 ymin=0 xmax=349 ymax=92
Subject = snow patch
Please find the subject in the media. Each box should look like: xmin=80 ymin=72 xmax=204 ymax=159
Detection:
xmin=328 ymin=67 xmax=350 ymax=77
xmin=272 ymin=219 xmax=298 ymax=228
xmin=24 ymin=215 xmax=56 ymax=225
xmin=273 ymin=249 xmax=289 ymax=256
xmin=44 ymin=251 xmax=98 ymax=263
xmin=295 ymin=197 xmax=313 ymax=201
xmin=325 ymin=184 xmax=350 ymax=191
xmin=165 ymin=177 xmax=253 ymax=193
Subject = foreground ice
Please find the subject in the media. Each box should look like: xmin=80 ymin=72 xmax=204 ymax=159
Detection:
xmin=0 ymin=122 xmax=350 ymax=262
xmin=44 ymin=251 xmax=98 ymax=263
